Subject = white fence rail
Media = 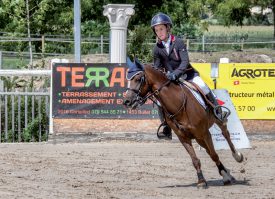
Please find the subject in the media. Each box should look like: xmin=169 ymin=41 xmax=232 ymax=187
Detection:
xmin=0 ymin=34 xmax=108 ymax=55
xmin=0 ymin=69 xmax=51 ymax=76
xmin=0 ymin=34 xmax=274 ymax=58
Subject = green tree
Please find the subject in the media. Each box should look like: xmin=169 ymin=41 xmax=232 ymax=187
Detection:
xmin=0 ymin=0 xmax=73 ymax=35
xmin=160 ymin=0 xmax=207 ymax=37
xmin=252 ymin=0 xmax=275 ymax=39
xmin=215 ymin=0 xmax=251 ymax=26
xmin=211 ymin=0 xmax=274 ymax=44
xmin=0 ymin=0 xmax=26 ymax=33
xmin=127 ymin=25 xmax=154 ymax=62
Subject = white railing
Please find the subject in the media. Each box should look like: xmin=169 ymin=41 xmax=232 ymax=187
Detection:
xmin=0 ymin=69 xmax=51 ymax=143
xmin=0 ymin=69 xmax=51 ymax=76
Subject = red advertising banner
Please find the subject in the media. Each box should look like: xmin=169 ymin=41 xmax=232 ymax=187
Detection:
xmin=52 ymin=63 xmax=158 ymax=119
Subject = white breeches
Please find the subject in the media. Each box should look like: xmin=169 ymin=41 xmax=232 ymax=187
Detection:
xmin=190 ymin=76 xmax=211 ymax=95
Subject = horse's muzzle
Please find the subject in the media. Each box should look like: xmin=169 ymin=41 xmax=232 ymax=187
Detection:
xmin=123 ymin=99 xmax=131 ymax=107
xmin=123 ymin=99 xmax=139 ymax=109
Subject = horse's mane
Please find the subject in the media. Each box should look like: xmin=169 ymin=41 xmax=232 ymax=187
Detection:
xmin=144 ymin=64 xmax=191 ymax=99
xmin=144 ymin=64 xmax=167 ymax=78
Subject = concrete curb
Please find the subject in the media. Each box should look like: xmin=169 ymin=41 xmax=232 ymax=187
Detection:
xmin=48 ymin=132 xmax=275 ymax=144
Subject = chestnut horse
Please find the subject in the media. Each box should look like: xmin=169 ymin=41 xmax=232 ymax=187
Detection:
xmin=123 ymin=58 xmax=244 ymax=188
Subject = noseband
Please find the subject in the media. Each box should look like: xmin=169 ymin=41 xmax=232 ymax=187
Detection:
xmin=126 ymin=75 xmax=147 ymax=107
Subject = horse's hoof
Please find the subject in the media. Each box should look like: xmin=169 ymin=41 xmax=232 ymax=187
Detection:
xmin=230 ymin=176 xmax=236 ymax=183
xmin=197 ymin=180 xmax=208 ymax=189
xmin=221 ymin=170 xmax=235 ymax=185
xmin=223 ymin=179 xmax=232 ymax=185
xmin=233 ymin=151 xmax=244 ymax=163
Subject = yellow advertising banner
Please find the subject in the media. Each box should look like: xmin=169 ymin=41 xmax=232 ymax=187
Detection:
xmin=192 ymin=63 xmax=214 ymax=89
xmin=217 ymin=63 xmax=275 ymax=119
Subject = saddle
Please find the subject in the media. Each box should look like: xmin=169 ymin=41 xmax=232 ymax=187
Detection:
xmin=178 ymin=79 xmax=230 ymax=122
xmin=178 ymin=78 xmax=211 ymax=108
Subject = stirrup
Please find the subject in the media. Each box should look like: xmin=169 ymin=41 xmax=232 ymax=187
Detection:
xmin=157 ymin=123 xmax=172 ymax=140
xmin=214 ymin=105 xmax=231 ymax=122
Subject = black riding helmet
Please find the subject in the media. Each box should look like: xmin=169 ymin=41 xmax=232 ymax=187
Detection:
xmin=151 ymin=13 xmax=173 ymax=34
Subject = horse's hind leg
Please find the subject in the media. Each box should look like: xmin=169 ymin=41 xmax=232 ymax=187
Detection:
xmin=177 ymin=137 xmax=207 ymax=188
xmin=200 ymin=132 xmax=236 ymax=185
xmin=216 ymin=121 xmax=244 ymax=163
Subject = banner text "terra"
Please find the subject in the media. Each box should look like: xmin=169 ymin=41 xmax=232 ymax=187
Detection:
xmin=56 ymin=66 xmax=125 ymax=87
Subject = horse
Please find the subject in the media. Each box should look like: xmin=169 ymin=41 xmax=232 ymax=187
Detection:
xmin=123 ymin=58 xmax=244 ymax=188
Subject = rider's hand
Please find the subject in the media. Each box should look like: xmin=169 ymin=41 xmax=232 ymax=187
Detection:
xmin=166 ymin=71 xmax=177 ymax=81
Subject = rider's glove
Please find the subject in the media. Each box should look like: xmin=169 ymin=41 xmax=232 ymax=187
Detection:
xmin=166 ymin=71 xmax=177 ymax=81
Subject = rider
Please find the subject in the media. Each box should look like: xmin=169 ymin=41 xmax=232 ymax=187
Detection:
xmin=151 ymin=12 xmax=226 ymax=140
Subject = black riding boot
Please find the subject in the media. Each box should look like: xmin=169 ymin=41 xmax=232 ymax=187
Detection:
xmin=206 ymin=92 xmax=228 ymax=122
xmin=157 ymin=106 xmax=172 ymax=140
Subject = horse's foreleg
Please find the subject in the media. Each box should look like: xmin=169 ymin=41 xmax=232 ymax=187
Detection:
xmin=203 ymin=132 xmax=236 ymax=185
xmin=217 ymin=122 xmax=244 ymax=163
xmin=178 ymin=137 xmax=207 ymax=188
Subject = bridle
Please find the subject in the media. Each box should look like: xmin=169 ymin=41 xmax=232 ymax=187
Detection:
xmin=126 ymin=74 xmax=147 ymax=108
xmin=126 ymin=70 xmax=187 ymax=132
xmin=126 ymin=72 xmax=172 ymax=109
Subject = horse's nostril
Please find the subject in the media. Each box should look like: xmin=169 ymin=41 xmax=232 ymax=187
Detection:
xmin=123 ymin=99 xmax=129 ymax=105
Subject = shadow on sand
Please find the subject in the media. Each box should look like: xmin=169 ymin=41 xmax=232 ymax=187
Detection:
xmin=159 ymin=179 xmax=250 ymax=188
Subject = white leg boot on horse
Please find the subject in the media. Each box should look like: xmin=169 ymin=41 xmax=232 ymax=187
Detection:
xmin=157 ymin=106 xmax=172 ymax=140
xmin=200 ymin=133 xmax=237 ymax=185
xmin=218 ymin=163 xmax=236 ymax=185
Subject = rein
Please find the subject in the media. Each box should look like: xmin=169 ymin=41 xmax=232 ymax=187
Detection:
xmin=136 ymin=74 xmax=187 ymax=120
xmin=126 ymin=74 xmax=171 ymax=107
xmin=153 ymin=84 xmax=187 ymax=120
xmin=142 ymin=79 xmax=171 ymax=105
xmin=149 ymin=79 xmax=187 ymax=131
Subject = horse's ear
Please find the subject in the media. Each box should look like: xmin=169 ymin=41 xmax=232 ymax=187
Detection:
xmin=126 ymin=56 xmax=136 ymax=69
xmin=134 ymin=57 xmax=144 ymax=70
xmin=126 ymin=56 xmax=142 ymax=80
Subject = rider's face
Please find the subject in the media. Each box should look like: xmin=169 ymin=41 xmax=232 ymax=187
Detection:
xmin=154 ymin=24 xmax=168 ymax=42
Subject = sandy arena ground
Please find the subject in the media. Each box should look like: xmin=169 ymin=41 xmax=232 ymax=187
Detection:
xmin=0 ymin=138 xmax=275 ymax=199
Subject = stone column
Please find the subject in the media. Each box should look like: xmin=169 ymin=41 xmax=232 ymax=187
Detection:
xmin=103 ymin=4 xmax=135 ymax=63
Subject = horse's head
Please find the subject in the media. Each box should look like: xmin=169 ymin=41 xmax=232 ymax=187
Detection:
xmin=123 ymin=57 xmax=151 ymax=109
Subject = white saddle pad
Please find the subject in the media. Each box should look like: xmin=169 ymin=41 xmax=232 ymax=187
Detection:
xmin=184 ymin=85 xmax=207 ymax=109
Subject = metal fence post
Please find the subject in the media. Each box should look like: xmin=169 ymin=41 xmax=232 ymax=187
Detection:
xmin=0 ymin=51 xmax=2 ymax=68
xmin=241 ymin=38 xmax=244 ymax=51
xmin=49 ymin=61 xmax=54 ymax=135
xmin=74 ymin=0 xmax=81 ymax=62
xmin=42 ymin=35 xmax=45 ymax=56
xmin=186 ymin=39 xmax=190 ymax=51
xmin=0 ymin=96 xmax=1 ymax=142
xmin=4 ymin=88 xmax=8 ymax=142
xmin=101 ymin=35 xmax=103 ymax=54
xmin=0 ymin=51 xmax=3 ymax=92
xmin=202 ymin=35 xmax=205 ymax=52
xmin=25 ymin=88 xmax=28 ymax=130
